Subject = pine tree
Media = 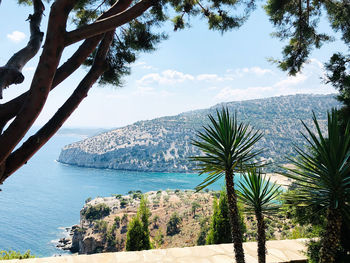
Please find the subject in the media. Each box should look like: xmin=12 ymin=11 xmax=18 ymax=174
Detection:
xmin=207 ymin=190 xmax=246 ymax=245
xmin=125 ymin=195 xmax=151 ymax=251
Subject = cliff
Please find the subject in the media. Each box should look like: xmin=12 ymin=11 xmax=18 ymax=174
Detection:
xmin=58 ymin=94 xmax=340 ymax=172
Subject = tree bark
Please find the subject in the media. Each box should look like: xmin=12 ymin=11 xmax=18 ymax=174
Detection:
xmin=0 ymin=0 xmax=45 ymax=99
xmin=319 ymin=208 xmax=342 ymax=263
xmin=0 ymin=0 xmax=134 ymax=128
xmin=256 ymin=212 xmax=266 ymax=263
xmin=225 ymin=171 xmax=245 ymax=263
xmin=1 ymin=31 xmax=114 ymax=183
xmin=0 ymin=0 xmax=76 ymax=169
xmin=65 ymin=0 xmax=153 ymax=46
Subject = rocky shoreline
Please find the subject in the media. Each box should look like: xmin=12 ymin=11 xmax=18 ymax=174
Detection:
xmin=56 ymin=225 xmax=80 ymax=252
xmin=56 ymin=185 xmax=296 ymax=255
xmin=56 ymin=190 xmax=216 ymax=254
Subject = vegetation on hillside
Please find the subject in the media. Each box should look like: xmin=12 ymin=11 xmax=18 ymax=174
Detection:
xmin=0 ymin=250 xmax=34 ymax=260
xmin=58 ymin=94 xmax=340 ymax=173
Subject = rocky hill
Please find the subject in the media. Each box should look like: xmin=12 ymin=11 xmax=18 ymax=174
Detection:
xmin=58 ymin=94 xmax=340 ymax=172
xmin=57 ymin=189 xmax=312 ymax=254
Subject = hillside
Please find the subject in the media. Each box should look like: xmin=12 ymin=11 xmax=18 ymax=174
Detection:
xmin=58 ymin=94 xmax=340 ymax=172
xmin=57 ymin=190 xmax=307 ymax=254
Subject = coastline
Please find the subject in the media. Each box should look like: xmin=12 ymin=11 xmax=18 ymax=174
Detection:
xmin=266 ymin=173 xmax=292 ymax=187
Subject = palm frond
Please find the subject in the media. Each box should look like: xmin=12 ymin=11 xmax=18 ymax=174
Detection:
xmin=189 ymin=107 xmax=263 ymax=191
xmin=282 ymin=109 xmax=350 ymax=216
xmin=237 ymin=169 xmax=281 ymax=215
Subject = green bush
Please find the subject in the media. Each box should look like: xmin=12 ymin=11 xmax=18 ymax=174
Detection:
xmin=154 ymin=230 xmax=164 ymax=246
xmin=120 ymin=199 xmax=128 ymax=208
xmin=122 ymin=213 xmax=128 ymax=224
xmin=197 ymin=217 xmax=210 ymax=246
xmin=114 ymin=216 xmax=121 ymax=228
xmin=166 ymin=213 xmax=182 ymax=236
xmin=82 ymin=203 xmax=110 ymax=221
xmin=112 ymin=194 xmax=122 ymax=199
xmin=0 ymin=250 xmax=34 ymax=260
xmin=93 ymin=220 xmax=108 ymax=233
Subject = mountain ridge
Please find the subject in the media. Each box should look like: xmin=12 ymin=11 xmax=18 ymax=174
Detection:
xmin=58 ymin=94 xmax=340 ymax=172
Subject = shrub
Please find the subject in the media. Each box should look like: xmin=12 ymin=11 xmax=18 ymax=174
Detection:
xmin=155 ymin=230 xmax=164 ymax=246
xmin=93 ymin=220 xmax=108 ymax=233
xmin=191 ymin=201 xmax=201 ymax=217
xmin=122 ymin=214 xmax=128 ymax=224
xmin=0 ymin=250 xmax=34 ymax=260
xmin=197 ymin=217 xmax=210 ymax=246
xmin=114 ymin=216 xmax=121 ymax=228
xmin=120 ymin=199 xmax=128 ymax=208
xmin=133 ymin=192 xmax=142 ymax=199
xmin=152 ymin=215 xmax=160 ymax=229
xmin=112 ymin=194 xmax=122 ymax=199
xmin=85 ymin=197 xmax=92 ymax=203
xmin=82 ymin=203 xmax=110 ymax=221
xmin=166 ymin=213 xmax=182 ymax=236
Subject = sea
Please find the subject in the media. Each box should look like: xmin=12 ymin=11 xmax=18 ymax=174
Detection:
xmin=0 ymin=130 xmax=225 ymax=257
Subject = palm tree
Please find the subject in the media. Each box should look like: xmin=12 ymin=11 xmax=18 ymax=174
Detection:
xmin=237 ymin=169 xmax=281 ymax=263
xmin=283 ymin=109 xmax=350 ymax=263
xmin=191 ymin=108 xmax=263 ymax=263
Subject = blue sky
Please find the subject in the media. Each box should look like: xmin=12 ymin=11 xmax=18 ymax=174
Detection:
xmin=0 ymin=1 xmax=346 ymax=128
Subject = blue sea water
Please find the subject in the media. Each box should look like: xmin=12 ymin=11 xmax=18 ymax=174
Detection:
xmin=0 ymin=132 xmax=225 ymax=257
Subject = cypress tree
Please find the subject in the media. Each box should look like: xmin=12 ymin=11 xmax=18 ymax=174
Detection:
xmin=125 ymin=195 xmax=151 ymax=251
xmin=125 ymin=217 xmax=145 ymax=251
xmin=207 ymin=190 xmax=246 ymax=244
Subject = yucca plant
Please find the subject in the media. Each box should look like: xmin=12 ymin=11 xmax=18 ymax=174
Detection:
xmin=237 ymin=169 xmax=281 ymax=263
xmin=283 ymin=109 xmax=350 ymax=263
xmin=190 ymin=107 xmax=263 ymax=263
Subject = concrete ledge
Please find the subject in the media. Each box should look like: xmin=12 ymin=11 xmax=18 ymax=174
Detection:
xmin=6 ymin=239 xmax=308 ymax=263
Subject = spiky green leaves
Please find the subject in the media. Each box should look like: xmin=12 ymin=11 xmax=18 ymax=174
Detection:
xmin=190 ymin=107 xmax=263 ymax=191
xmin=283 ymin=109 xmax=350 ymax=221
xmin=237 ymin=169 xmax=281 ymax=215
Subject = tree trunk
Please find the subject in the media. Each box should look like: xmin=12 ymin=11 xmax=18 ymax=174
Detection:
xmin=319 ymin=208 xmax=342 ymax=263
xmin=256 ymin=212 xmax=266 ymax=263
xmin=225 ymin=171 xmax=245 ymax=263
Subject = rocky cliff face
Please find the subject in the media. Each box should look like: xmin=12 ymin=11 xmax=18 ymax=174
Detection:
xmin=58 ymin=94 xmax=340 ymax=172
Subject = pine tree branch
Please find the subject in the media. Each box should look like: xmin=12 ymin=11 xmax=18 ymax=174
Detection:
xmin=65 ymin=0 xmax=152 ymax=46
xmin=0 ymin=0 xmax=77 ymax=169
xmin=0 ymin=0 xmax=45 ymax=99
xmin=0 ymin=0 xmax=134 ymax=131
xmin=1 ymin=31 xmax=114 ymax=183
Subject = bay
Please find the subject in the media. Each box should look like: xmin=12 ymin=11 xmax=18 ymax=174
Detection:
xmin=0 ymin=130 xmax=224 ymax=257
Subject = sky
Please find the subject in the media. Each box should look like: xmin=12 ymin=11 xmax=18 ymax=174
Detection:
xmin=0 ymin=1 xmax=347 ymax=128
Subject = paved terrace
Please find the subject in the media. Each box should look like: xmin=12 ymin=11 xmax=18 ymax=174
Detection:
xmin=7 ymin=239 xmax=308 ymax=263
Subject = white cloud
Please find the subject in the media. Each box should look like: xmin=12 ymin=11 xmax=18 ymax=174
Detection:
xmin=226 ymin=66 xmax=274 ymax=78
xmin=133 ymin=86 xmax=155 ymax=95
xmin=274 ymin=73 xmax=307 ymax=88
xmin=137 ymin=70 xmax=194 ymax=86
xmin=248 ymin=67 xmax=274 ymax=76
xmin=132 ymin=86 xmax=174 ymax=97
xmin=134 ymin=61 xmax=157 ymax=70
xmin=214 ymin=59 xmax=336 ymax=103
xmin=7 ymin=31 xmax=26 ymax=43
xmin=215 ymin=86 xmax=274 ymax=101
xmin=197 ymin=74 xmax=224 ymax=82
